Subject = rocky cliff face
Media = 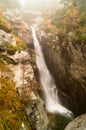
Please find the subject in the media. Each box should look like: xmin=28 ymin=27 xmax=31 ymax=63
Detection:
xmin=0 ymin=9 xmax=51 ymax=130
xmin=1 ymin=7 xmax=86 ymax=129
xmin=39 ymin=31 xmax=86 ymax=116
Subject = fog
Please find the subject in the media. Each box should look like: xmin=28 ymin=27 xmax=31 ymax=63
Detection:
xmin=19 ymin=0 xmax=60 ymax=10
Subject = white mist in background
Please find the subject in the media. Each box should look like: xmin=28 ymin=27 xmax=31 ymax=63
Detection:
xmin=20 ymin=0 xmax=25 ymax=7
xmin=19 ymin=0 xmax=61 ymax=10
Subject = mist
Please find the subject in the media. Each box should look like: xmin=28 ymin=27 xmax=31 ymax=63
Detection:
xmin=19 ymin=0 xmax=60 ymax=10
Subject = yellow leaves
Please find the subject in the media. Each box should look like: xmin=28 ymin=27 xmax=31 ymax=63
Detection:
xmin=41 ymin=19 xmax=59 ymax=33
xmin=56 ymin=5 xmax=81 ymax=33
xmin=9 ymin=118 xmax=16 ymax=125
xmin=0 ymin=60 xmax=31 ymax=129
xmin=12 ymin=34 xmax=25 ymax=46
xmin=0 ymin=15 xmax=32 ymax=130
xmin=80 ymin=26 xmax=86 ymax=33
xmin=61 ymin=6 xmax=80 ymax=31
xmin=0 ymin=17 xmax=12 ymax=32
xmin=11 ymin=34 xmax=26 ymax=51
xmin=66 ymin=6 xmax=78 ymax=17
xmin=0 ymin=59 xmax=8 ymax=72
xmin=0 ymin=63 xmax=24 ymax=129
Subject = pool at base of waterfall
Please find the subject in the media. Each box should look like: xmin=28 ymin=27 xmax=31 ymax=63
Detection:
xmin=48 ymin=113 xmax=72 ymax=130
xmin=46 ymin=103 xmax=73 ymax=119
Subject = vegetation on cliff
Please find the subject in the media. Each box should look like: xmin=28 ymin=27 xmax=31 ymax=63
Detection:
xmin=0 ymin=13 xmax=31 ymax=129
xmin=0 ymin=59 xmax=31 ymax=130
xmin=0 ymin=0 xmax=86 ymax=130
xmin=0 ymin=16 xmax=12 ymax=32
xmin=39 ymin=0 xmax=86 ymax=118
xmin=51 ymin=0 xmax=86 ymax=44
xmin=41 ymin=0 xmax=86 ymax=46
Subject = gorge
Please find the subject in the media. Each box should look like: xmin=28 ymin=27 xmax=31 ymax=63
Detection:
xmin=0 ymin=0 xmax=86 ymax=130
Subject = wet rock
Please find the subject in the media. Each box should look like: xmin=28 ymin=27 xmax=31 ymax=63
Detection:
xmin=3 ymin=9 xmax=33 ymax=50
xmin=40 ymin=30 xmax=86 ymax=116
xmin=2 ymin=9 xmax=52 ymax=130
xmin=0 ymin=30 xmax=16 ymax=54
xmin=0 ymin=54 xmax=18 ymax=64
xmin=25 ymin=98 xmax=51 ymax=130
xmin=9 ymin=50 xmax=33 ymax=93
xmin=65 ymin=113 xmax=86 ymax=130
xmin=0 ymin=29 xmax=15 ymax=50
xmin=8 ymin=49 xmax=51 ymax=130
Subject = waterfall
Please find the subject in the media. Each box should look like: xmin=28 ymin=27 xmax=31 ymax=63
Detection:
xmin=31 ymin=26 xmax=73 ymax=118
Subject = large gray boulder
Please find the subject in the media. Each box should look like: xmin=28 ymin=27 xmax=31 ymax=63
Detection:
xmin=0 ymin=30 xmax=12 ymax=43
xmin=0 ymin=29 xmax=16 ymax=50
xmin=65 ymin=114 xmax=86 ymax=130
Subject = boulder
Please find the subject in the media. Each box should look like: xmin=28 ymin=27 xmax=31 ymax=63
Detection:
xmin=65 ymin=114 xmax=86 ymax=130
xmin=0 ymin=29 xmax=15 ymax=50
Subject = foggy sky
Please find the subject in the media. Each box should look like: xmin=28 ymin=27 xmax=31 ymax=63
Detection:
xmin=19 ymin=0 xmax=60 ymax=10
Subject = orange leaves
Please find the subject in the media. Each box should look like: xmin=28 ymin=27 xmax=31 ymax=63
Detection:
xmin=9 ymin=118 xmax=16 ymax=125
xmin=41 ymin=19 xmax=59 ymax=33
xmin=0 ymin=17 xmax=12 ymax=32
xmin=0 ymin=64 xmax=23 ymax=129
xmin=0 ymin=59 xmax=31 ymax=129
xmin=61 ymin=6 xmax=80 ymax=31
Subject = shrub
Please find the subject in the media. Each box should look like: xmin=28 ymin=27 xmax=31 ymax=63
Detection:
xmin=0 ymin=16 xmax=2 ymax=28
xmin=75 ymin=33 xmax=86 ymax=44
xmin=6 ymin=43 xmax=16 ymax=55
xmin=0 ymin=17 xmax=12 ymax=33
xmin=7 ymin=42 xmax=26 ymax=55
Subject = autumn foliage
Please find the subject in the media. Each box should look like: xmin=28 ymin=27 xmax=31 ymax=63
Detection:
xmin=61 ymin=6 xmax=80 ymax=31
xmin=0 ymin=60 xmax=30 ymax=130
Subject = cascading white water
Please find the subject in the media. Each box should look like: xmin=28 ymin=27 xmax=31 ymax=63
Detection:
xmin=31 ymin=26 xmax=73 ymax=118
